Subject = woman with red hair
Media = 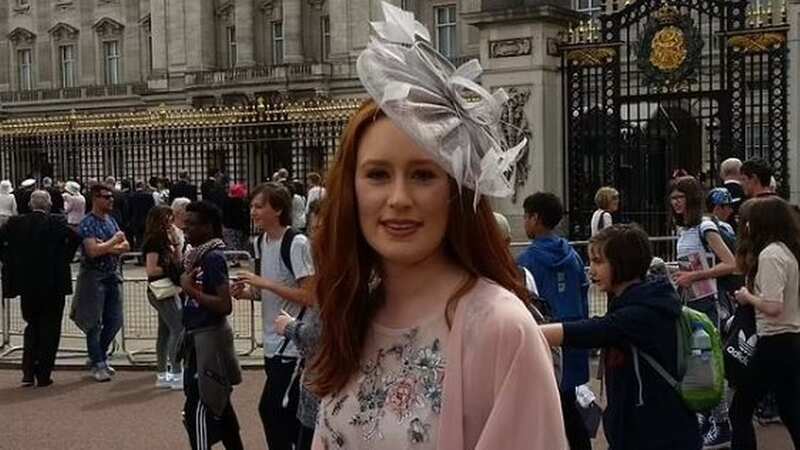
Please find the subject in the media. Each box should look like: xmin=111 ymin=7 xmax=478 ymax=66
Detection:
xmin=309 ymin=5 xmax=565 ymax=448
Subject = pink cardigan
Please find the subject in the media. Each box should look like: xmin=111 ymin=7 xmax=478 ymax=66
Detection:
xmin=437 ymin=278 xmax=568 ymax=450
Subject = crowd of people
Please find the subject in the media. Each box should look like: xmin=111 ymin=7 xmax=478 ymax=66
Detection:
xmin=1 ymin=4 xmax=799 ymax=450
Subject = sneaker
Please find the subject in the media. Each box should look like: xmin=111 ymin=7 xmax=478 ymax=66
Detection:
xmin=703 ymin=418 xmax=732 ymax=449
xmin=168 ymin=373 xmax=184 ymax=391
xmin=697 ymin=413 xmax=708 ymax=436
xmin=155 ymin=373 xmax=171 ymax=389
xmin=755 ymin=398 xmax=782 ymax=425
xmin=91 ymin=367 xmax=111 ymax=383
xmin=105 ymin=363 xmax=116 ymax=376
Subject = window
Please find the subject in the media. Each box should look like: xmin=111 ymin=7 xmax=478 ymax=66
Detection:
xmin=401 ymin=0 xmax=414 ymax=11
xmin=272 ymin=22 xmax=284 ymax=65
xmin=18 ymin=49 xmax=32 ymax=90
xmin=103 ymin=40 xmax=121 ymax=85
xmin=227 ymin=26 xmax=237 ymax=68
xmin=147 ymin=35 xmax=153 ymax=73
xmin=434 ymin=5 xmax=457 ymax=59
xmin=59 ymin=45 xmax=76 ymax=88
xmin=574 ymin=0 xmax=602 ymax=16
xmin=321 ymin=16 xmax=330 ymax=61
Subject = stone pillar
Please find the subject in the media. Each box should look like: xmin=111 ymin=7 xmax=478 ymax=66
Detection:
xmin=328 ymin=0 xmax=350 ymax=60
xmin=463 ymin=2 xmax=581 ymax=239
xmin=167 ymin=0 xmax=187 ymax=74
xmin=235 ymin=0 xmax=255 ymax=66
xmin=283 ymin=0 xmax=304 ymax=63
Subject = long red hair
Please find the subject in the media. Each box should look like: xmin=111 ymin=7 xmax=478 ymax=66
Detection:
xmin=310 ymin=99 xmax=527 ymax=397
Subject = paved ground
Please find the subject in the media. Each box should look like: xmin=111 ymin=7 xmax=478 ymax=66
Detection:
xmin=0 ymin=367 xmax=794 ymax=450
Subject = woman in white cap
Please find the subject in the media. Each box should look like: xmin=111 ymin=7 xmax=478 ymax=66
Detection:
xmin=63 ymin=181 xmax=86 ymax=230
xmin=0 ymin=180 xmax=18 ymax=227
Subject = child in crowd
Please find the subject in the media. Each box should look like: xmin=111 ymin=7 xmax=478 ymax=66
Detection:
xmin=541 ymin=224 xmax=702 ymax=450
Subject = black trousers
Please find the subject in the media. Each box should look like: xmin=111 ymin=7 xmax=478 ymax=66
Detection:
xmin=21 ymin=295 xmax=65 ymax=384
xmin=296 ymin=425 xmax=314 ymax=450
xmin=560 ymin=389 xmax=592 ymax=450
xmin=259 ymin=356 xmax=301 ymax=450
xmin=183 ymin=342 xmax=243 ymax=450
xmin=730 ymin=332 xmax=800 ymax=450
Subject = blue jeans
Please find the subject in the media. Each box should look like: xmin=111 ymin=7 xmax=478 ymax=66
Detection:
xmin=85 ymin=277 xmax=123 ymax=367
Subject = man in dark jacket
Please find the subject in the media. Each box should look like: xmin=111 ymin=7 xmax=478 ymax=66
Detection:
xmin=169 ymin=171 xmax=198 ymax=204
xmin=127 ymin=181 xmax=155 ymax=251
xmin=517 ymin=192 xmax=591 ymax=450
xmin=0 ymin=190 xmax=81 ymax=386
xmin=201 ymin=169 xmax=227 ymax=212
xmin=42 ymin=177 xmax=64 ymax=214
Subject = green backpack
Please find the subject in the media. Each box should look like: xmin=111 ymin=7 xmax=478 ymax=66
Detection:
xmin=635 ymin=306 xmax=725 ymax=412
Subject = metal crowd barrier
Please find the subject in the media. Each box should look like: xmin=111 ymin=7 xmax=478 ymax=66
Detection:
xmin=0 ymin=251 xmax=261 ymax=364
xmin=0 ymin=281 xmax=90 ymax=359
xmin=1 ymin=237 xmax=680 ymax=362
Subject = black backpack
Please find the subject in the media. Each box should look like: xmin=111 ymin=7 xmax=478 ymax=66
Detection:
xmin=254 ymin=228 xmax=298 ymax=278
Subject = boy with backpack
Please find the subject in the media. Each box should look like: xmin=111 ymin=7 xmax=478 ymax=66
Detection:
xmin=541 ymin=224 xmax=707 ymax=450
xmin=231 ymin=182 xmax=315 ymax=450
xmin=517 ymin=193 xmax=591 ymax=450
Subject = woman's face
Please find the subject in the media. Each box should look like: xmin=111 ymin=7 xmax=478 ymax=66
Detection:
xmin=670 ymin=190 xmax=686 ymax=216
xmin=588 ymin=244 xmax=614 ymax=293
xmin=355 ymin=118 xmax=451 ymax=267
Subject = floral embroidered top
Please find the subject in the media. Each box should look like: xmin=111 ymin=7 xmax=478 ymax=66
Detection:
xmin=317 ymin=313 xmax=449 ymax=449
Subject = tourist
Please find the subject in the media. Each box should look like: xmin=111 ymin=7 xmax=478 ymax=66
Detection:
xmin=179 ymin=201 xmax=243 ymax=450
xmin=305 ymin=172 xmax=326 ymax=217
xmin=222 ymin=183 xmax=250 ymax=252
xmin=0 ymin=190 xmax=81 ymax=387
xmin=730 ymin=196 xmax=800 ymax=449
xmin=169 ymin=170 xmax=198 ymax=204
xmin=231 ymin=182 xmax=314 ymax=450
xmin=71 ymin=183 xmax=130 ymax=382
xmin=669 ymin=175 xmax=735 ymax=447
xmin=740 ymin=158 xmax=774 ymax=199
xmin=63 ymin=180 xmax=86 ymax=230
xmin=142 ymin=205 xmax=184 ymax=390
xmin=517 ymin=192 xmax=591 ymax=450
xmin=540 ymin=224 xmax=702 ymax=450
xmin=591 ymin=186 xmax=619 ymax=236
xmin=0 ymin=180 xmax=17 ymax=227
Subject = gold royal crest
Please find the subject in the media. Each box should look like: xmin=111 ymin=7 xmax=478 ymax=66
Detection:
xmin=649 ymin=25 xmax=687 ymax=72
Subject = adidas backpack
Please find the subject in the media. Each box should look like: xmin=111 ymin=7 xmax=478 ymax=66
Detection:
xmin=636 ymin=306 xmax=725 ymax=412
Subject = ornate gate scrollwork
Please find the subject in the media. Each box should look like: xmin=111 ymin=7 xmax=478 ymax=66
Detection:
xmin=561 ymin=0 xmax=789 ymax=239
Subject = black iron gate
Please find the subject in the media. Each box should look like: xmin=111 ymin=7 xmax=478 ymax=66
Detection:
xmin=561 ymin=0 xmax=789 ymax=239
xmin=0 ymin=98 xmax=360 ymax=189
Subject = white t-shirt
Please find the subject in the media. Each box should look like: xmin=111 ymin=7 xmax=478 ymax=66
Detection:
xmin=754 ymin=242 xmax=800 ymax=336
xmin=590 ymin=209 xmax=612 ymax=236
xmin=676 ymin=219 xmax=720 ymax=301
xmin=676 ymin=219 xmax=719 ymax=261
xmin=255 ymin=229 xmax=315 ymax=358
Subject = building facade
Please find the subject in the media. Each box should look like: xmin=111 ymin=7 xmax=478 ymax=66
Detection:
xmin=0 ymin=0 xmax=489 ymax=115
xmin=1 ymin=0 xmax=798 ymax=239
